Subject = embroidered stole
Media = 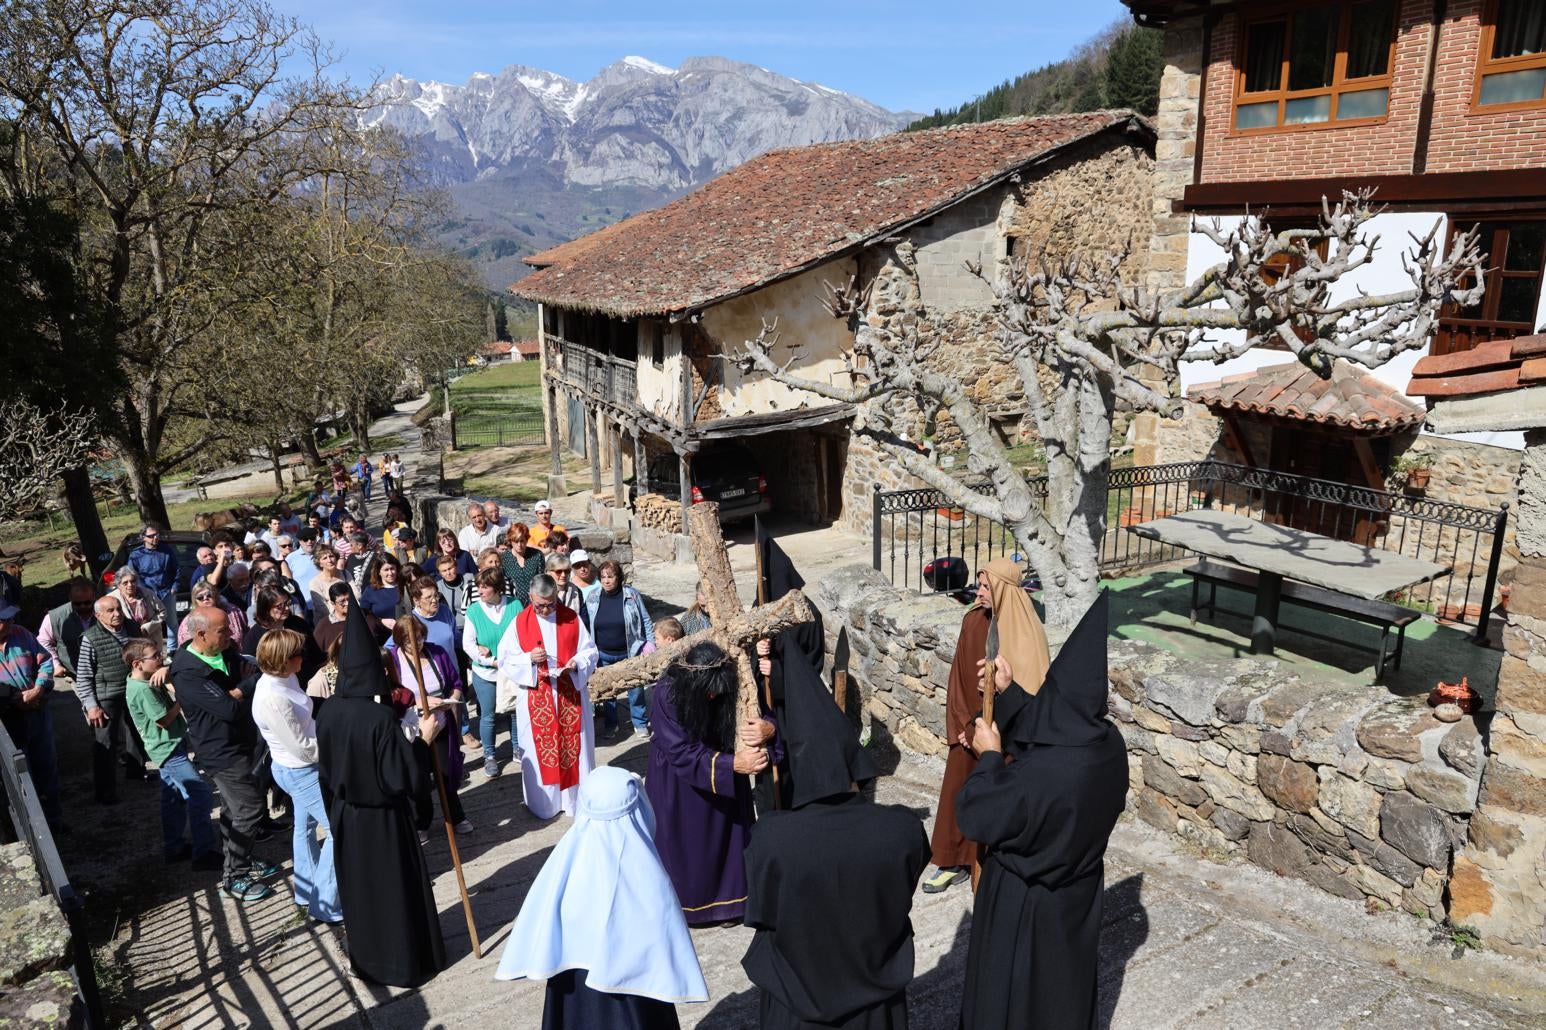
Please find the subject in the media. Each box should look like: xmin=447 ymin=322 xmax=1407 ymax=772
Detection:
xmin=514 ymin=606 xmax=583 ymax=788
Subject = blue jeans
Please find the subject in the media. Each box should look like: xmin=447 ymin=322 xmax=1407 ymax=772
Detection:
xmin=157 ymin=747 xmax=216 ymax=860
xmin=470 ymin=673 xmax=517 ymax=760
xmin=359 ymin=477 xmax=373 ymax=503
xmin=272 ymin=763 xmax=342 ymax=922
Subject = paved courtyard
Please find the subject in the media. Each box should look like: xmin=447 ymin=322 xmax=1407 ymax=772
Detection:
xmin=51 ymin=406 xmax=1546 ymax=1028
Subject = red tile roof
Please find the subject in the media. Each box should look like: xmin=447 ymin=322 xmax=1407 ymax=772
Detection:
xmin=479 ymin=340 xmax=514 ymax=355
xmin=1189 ymin=360 xmax=1426 ymax=433
xmin=514 ymin=339 xmax=541 ymax=358
xmin=1405 ymin=334 xmax=1546 ymax=399
xmin=512 ymin=112 xmax=1151 ymax=318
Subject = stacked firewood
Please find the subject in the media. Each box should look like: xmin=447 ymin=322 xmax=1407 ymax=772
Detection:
xmin=633 ymin=493 xmax=683 ymax=534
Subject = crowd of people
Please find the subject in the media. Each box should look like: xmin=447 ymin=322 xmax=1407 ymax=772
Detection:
xmin=0 ymin=468 xmax=1128 ymax=1028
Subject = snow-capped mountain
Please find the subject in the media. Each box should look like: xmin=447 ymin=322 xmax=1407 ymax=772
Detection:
xmin=368 ymin=55 xmax=913 ymax=192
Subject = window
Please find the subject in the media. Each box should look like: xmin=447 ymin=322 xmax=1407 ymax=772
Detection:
xmin=1259 ymin=218 xmax=1332 ymax=349
xmin=649 ymin=322 xmax=666 ymax=368
xmin=1234 ymin=0 xmax=1397 ymax=132
xmin=1476 ymin=0 xmax=1546 ymax=109
xmin=1436 ymin=219 xmax=1546 ymax=356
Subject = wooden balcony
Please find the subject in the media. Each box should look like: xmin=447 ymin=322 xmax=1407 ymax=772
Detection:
xmin=557 ymin=338 xmax=638 ymax=407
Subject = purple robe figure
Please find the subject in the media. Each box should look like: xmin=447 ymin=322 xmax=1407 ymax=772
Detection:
xmin=645 ymin=644 xmax=782 ymax=926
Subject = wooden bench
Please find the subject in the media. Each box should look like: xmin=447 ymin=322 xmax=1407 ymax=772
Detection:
xmin=1184 ymin=560 xmax=1421 ymax=679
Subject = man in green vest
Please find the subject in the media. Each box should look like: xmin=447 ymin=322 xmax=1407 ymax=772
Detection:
xmin=73 ymin=595 xmax=155 ymax=803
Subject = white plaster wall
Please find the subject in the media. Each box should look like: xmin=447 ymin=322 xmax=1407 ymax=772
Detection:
xmin=636 ymin=321 xmax=684 ymax=422
xmin=698 ymin=258 xmax=859 ymax=417
xmin=1179 ymin=212 xmax=1532 ymax=450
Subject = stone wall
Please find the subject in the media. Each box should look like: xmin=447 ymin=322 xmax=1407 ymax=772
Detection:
xmin=0 ymin=841 xmax=77 ymax=1024
xmin=1453 ymin=431 xmax=1546 ymax=956
xmin=815 ymin=563 xmax=1484 ymax=920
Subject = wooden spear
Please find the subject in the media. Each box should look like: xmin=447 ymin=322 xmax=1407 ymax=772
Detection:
xmin=973 ymin=614 xmax=999 ymax=893
xmin=402 ymin=631 xmax=482 ymax=958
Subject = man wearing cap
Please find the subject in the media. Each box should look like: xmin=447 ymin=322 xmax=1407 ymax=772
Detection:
xmin=0 ymin=599 xmax=62 ymax=825
xmin=528 ymin=500 xmax=566 ymax=551
xmin=569 ymin=550 xmax=601 ymax=609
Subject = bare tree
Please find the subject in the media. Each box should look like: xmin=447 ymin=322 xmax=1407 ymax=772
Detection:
xmin=742 ymin=192 xmax=1485 ymax=630
xmin=0 ymin=401 xmax=94 ymax=522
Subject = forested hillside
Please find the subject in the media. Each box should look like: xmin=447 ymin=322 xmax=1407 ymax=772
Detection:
xmin=909 ymin=22 xmax=1163 ymax=130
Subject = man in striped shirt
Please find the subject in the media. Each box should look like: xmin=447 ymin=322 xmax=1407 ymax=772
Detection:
xmin=0 ymin=600 xmax=62 ymax=825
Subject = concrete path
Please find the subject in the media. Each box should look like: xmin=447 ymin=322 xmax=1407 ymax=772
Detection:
xmin=59 ymin=404 xmax=1546 ymax=1028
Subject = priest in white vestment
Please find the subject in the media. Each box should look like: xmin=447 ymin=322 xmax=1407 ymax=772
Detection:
xmin=496 ymin=574 xmax=599 ymax=818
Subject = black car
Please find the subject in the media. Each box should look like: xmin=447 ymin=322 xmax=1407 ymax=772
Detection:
xmin=100 ymin=531 xmax=208 ymax=619
xmin=643 ymin=443 xmax=771 ymax=523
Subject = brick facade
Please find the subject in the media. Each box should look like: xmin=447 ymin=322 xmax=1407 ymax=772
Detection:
xmin=1193 ymin=0 xmax=1546 ymax=184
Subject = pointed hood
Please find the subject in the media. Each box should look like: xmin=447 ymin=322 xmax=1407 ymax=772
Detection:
xmin=780 ymin=635 xmax=878 ymax=808
xmin=757 ymin=517 xmax=823 ymax=668
xmin=335 ymin=590 xmax=390 ymax=701
xmin=1007 ymin=590 xmax=1111 ymax=749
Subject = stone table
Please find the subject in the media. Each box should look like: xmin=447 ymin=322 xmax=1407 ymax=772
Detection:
xmin=1131 ymin=510 xmax=1450 ymax=654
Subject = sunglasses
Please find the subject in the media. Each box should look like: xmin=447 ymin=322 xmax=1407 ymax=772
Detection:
xmin=531 ymin=599 xmax=556 ymax=611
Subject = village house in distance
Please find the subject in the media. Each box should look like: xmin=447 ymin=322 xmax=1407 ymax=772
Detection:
xmin=512 ymin=111 xmax=1155 ymax=545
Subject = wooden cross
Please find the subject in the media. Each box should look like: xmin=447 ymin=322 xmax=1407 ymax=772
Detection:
xmin=588 ymin=503 xmax=814 ymax=735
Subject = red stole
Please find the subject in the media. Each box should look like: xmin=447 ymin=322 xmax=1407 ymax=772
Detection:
xmin=514 ymin=605 xmax=583 ymax=788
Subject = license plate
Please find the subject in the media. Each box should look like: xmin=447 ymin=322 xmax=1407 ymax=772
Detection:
xmin=720 ymin=488 xmax=745 ymax=499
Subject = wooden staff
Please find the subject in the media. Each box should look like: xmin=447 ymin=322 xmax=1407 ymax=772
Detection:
xmin=754 ymin=531 xmax=782 ymax=810
xmin=402 ymin=632 xmax=482 ymax=958
xmin=972 ymin=616 xmax=999 ymax=892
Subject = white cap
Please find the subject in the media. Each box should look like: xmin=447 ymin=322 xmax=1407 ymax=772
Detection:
xmin=533 ymin=499 xmax=553 ymax=513
xmin=570 ymin=549 xmax=592 ymax=565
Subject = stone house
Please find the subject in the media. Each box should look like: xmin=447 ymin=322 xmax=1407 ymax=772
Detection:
xmin=1121 ymin=0 xmax=1539 ymax=507
xmin=510 ymin=113 xmax=1155 ymax=545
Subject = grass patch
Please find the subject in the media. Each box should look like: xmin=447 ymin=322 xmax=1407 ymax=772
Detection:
xmin=0 ymin=489 xmax=307 ymax=597
xmin=445 ymin=444 xmax=589 ymax=504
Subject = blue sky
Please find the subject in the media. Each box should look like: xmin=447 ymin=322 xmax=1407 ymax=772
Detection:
xmin=268 ymin=0 xmax=1134 ymax=115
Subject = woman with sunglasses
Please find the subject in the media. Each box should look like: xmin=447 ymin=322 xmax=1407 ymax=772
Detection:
xmin=177 ymin=578 xmax=248 ymax=645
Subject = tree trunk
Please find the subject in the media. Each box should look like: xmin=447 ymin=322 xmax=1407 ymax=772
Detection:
xmin=61 ymin=466 xmax=112 ymax=575
xmin=297 ymin=432 xmax=323 ymax=472
xmin=120 ymin=447 xmax=171 ymax=528
xmin=268 ymin=442 xmax=285 ymax=493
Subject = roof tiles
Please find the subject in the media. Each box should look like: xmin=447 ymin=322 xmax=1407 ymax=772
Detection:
xmin=1189 ymin=360 xmax=1426 ymax=433
xmin=511 ymin=112 xmax=1148 ymax=318
xmin=1407 ymin=334 xmax=1546 ymax=399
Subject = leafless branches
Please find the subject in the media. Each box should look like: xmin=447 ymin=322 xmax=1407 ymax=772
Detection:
xmin=0 ymin=400 xmax=95 ymax=521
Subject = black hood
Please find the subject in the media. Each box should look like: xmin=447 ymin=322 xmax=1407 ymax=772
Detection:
xmin=334 ymin=590 xmax=389 ymax=701
xmin=779 ymin=633 xmax=878 ymax=809
xmin=757 ymin=517 xmax=823 ymax=669
xmin=1007 ymin=590 xmax=1111 ymax=749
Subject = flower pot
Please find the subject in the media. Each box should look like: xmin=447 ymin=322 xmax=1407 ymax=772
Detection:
xmin=1407 ymin=468 xmax=1432 ymax=490
xmin=936 ymin=506 xmax=965 ymax=522
xmin=1428 ymin=676 xmax=1480 ymax=714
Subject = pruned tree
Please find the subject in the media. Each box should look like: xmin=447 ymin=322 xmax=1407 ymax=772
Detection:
xmin=741 ymin=191 xmax=1485 ymax=630
xmin=0 ymin=401 xmax=95 ymax=522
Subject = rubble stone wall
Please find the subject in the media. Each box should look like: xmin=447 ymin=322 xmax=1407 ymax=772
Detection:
xmin=816 ymin=563 xmax=1482 ymax=919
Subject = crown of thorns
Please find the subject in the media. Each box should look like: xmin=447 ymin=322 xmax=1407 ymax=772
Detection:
xmin=669 ymin=652 xmax=735 ymax=672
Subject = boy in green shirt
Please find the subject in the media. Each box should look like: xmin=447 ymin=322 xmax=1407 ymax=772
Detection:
xmin=124 ymin=640 xmax=217 ymax=866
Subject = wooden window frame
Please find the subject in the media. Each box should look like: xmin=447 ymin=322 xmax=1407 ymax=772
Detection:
xmin=1256 ymin=218 xmax=1333 ymax=349
xmin=1472 ymin=0 xmax=1546 ymax=113
xmin=1435 ymin=215 xmax=1546 ymax=357
xmin=1231 ymin=0 xmax=1399 ymax=135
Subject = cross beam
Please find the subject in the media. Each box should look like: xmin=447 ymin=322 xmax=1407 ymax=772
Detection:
xmin=586 ymin=503 xmax=813 ymax=741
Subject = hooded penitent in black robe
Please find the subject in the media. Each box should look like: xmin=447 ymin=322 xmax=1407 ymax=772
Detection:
xmin=316 ymin=597 xmax=446 ymax=988
xmin=743 ymin=793 xmax=930 ymax=1030
xmin=755 ymin=521 xmax=875 ymax=812
xmin=955 ymin=591 xmax=1127 ymax=1030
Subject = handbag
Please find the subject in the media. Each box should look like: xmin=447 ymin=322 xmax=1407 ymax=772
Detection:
xmin=494 ymin=671 xmax=523 ymax=715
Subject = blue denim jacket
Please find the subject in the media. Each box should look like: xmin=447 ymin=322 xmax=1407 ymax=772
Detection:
xmin=582 ymin=585 xmax=655 ymax=658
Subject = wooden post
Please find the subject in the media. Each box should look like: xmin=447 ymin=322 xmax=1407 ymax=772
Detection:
xmin=753 ymin=532 xmax=781 ymax=809
xmin=588 ymin=407 xmax=602 ymax=496
xmin=612 ymin=422 xmax=625 ymax=506
xmin=547 ymin=386 xmax=563 ymax=478
xmin=677 ymin=451 xmax=692 ymax=533
xmin=633 ymin=430 xmax=649 ymax=496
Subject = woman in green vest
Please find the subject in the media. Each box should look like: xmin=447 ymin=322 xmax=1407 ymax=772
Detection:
xmin=461 ymin=566 xmax=521 ymax=779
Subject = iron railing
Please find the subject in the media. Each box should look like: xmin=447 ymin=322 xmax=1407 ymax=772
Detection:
xmin=0 ymin=721 xmax=105 ymax=1027
xmin=451 ymin=412 xmax=545 ymax=449
xmin=872 ymin=459 xmax=1510 ymax=639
